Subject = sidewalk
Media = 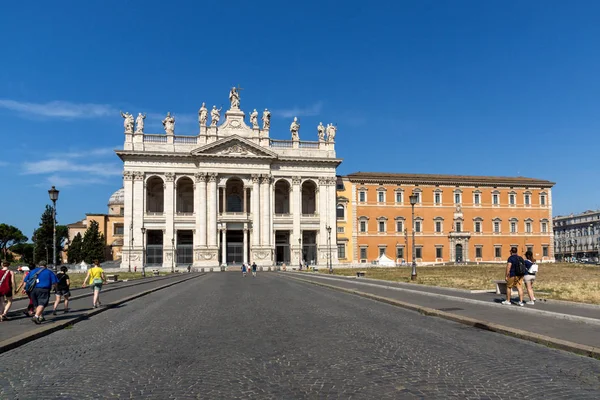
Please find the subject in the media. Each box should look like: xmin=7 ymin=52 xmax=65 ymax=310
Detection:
xmin=286 ymin=272 xmax=600 ymax=356
xmin=0 ymin=273 xmax=204 ymax=353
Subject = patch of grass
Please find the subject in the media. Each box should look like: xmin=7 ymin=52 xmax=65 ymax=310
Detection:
xmin=319 ymin=263 xmax=600 ymax=304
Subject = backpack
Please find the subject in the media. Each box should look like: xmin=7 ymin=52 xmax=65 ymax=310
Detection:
xmin=24 ymin=269 xmax=44 ymax=294
xmin=0 ymin=270 xmax=12 ymax=296
xmin=514 ymin=256 xmax=527 ymax=276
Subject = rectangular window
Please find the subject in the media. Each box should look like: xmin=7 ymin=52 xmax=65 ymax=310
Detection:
xmin=475 ymin=247 xmax=482 ymax=258
xmin=541 ymin=195 xmax=546 ymax=206
xmin=475 ymin=221 xmax=481 ymax=233
xmin=113 ymin=224 xmax=124 ymax=235
xmin=542 ymin=246 xmax=549 ymax=257
xmin=454 ymin=193 xmax=461 ymax=204
xmin=337 ymin=226 xmax=344 ymax=233
xmin=435 ymin=221 xmax=442 ymax=233
xmin=378 ymin=191 xmax=384 ymax=203
xmin=396 ymin=220 xmax=403 ymax=232
xmin=525 ymin=222 xmax=532 ymax=233
xmin=415 ymin=221 xmax=421 ymax=233
xmin=509 ymin=194 xmax=515 ymax=205
xmin=434 ymin=192 xmax=441 ymax=204
xmin=494 ymin=221 xmax=500 ymax=233
xmin=510 ymin=222 xmax=517 ymax=233
xmin=495 ymin=247 xmax=502 ymax=258
xmin=525 ymin=194 xmax=530 ymax=205
xmin=415 ymin=248 xmax=422 ymax=259
xmin=378 ymin=221 xmax=385 ymax=233
xmin=541 ymin=222 xmax=548 ymax=233
xmin=337 ymin=244 xmax=346 ymax=259
xmin=435 ymin=247 xmax=443 ymax=258
xmin=455 ymin=222 xmax=462 ymax=232
xmin=359 ymin=191 xmax=366 ymax=202
xmin=396 ymin=247 xmax=404 ymax=259
xmin=493 ymin=194 xmax=499 ymax=205
xmin=379 ymin=247 xmax=386 ymax=256
xmin=396 ymin=192 xmax=402 ymax=203
xmin=526 ymin=246 xmax=533 ymax=254
xmin=360 ymin=247 xmax=367 ymax=260
xmin=415 ymin=192 xmax=421 ymax=203
xmin=474 ymin=193 xmax=480 ymax=205
xmin=359 ymin=221 xmax=367 ymax=233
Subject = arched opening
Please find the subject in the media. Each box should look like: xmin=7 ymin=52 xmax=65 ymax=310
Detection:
xmin=274 ymin=180 xmax=290 ymax=214
xmin=301 ymin=180 xmax=317 ymax=215
xmin=455 ymin=244 xmax=463 ymax=263
xmin=176 ymin=177 xmax=194 ymax=213
xmin=225 ymin=177 xmax=244 ymax=212
xmin=336 ymin=204 xmax=345 ymax=220
xmin=146 ymin=176 xmax=164 ymax=213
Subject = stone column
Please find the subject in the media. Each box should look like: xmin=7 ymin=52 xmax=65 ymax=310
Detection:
xmin=261 ymin=175 xmax=271 ymax=246
xmin=292 ymin=176 xmax=301 ymax=246
xmin=243 ymin=187 xmax=247 ymax=213
xmin=221 ymin=186 xmax=226 ymax=214
xmin=121 ymin=171 xmax=134 ymax=269
xmin=163 ymin=173 xmax=175 ymax=268
xmin=221 ymin=227 xmax=227 ymax=266
xmin=195 ymin=173 xmax=207 ymax=248
xmin=243 ymin=225 xmax=249 ymax=264
xmin=251 ymin=175 xmax=261 ymax=247
xmin=133 ymin=172 xmax=145 ymax=252
xmin=207 ymin=173 xmax=218 ymax=247
xmin=328 ymin=177 xmax=339 ymax=264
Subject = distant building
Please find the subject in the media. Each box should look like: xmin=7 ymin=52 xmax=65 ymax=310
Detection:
xmin=337 ymin=172 xmax=555 ymax=264
xmin=553 ymin=210 xmax=600 ymax=262
xmin=66 ymin=188 xmax=125 ymax=262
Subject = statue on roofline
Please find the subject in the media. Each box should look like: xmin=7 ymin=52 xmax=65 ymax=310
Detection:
xmin=162 ymin=112 xmax=175 ymax=135
xmin=229 ymin=87 xmax=240 ymax=109
xmin=250 ymin=109 xmax=259 ymax=129
xmin=262 ymin=109 xmax=271 ymax=130
xmin=120 ymin=111 xmax=134 ymax=134
xmin=290 ymin=117 xmax=300 ymax=140
xmin=211 ymin=105 xmax=222 ymax=126
xmin=317 ymin=122 xmax=325 ymax=141
xmin=135 ymin=113 xmax=146 ymax=134
xmin=198 ymin=102 xmax=208 ymax=127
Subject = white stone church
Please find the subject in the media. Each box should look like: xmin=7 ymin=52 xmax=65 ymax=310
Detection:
xmin=117 ymin=88 xmax=341 ymax=270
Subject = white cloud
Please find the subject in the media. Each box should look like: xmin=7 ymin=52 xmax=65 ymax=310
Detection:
xmin=273 ymin=101 xmax=324 ymax=119
xmin=0 ymin=99 xmax=116 ymax=119
xmin=35 ymin=174 xmax=113 ymax=188
xmin=22 ymin=159 xmax=122 ymax=177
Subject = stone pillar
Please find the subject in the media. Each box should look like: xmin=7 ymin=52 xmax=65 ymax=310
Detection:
xmin=243 ymin=187 xmax=247 ymax=213
xmin=163 ymin=173 xmax=175 ymax=268
xmin=243 ymin=225 xmax=248 ymax=264
xmin=133 ymin=172 xmax=145 ymax=253
xmin=121 ymin=171 xmax=134 ymax=269
xmin=327 ymin=177 xmax=338 ymax=265
xmin=252 ymin=175 xmax=261 ymax=247
xmin=207 ymin=173 xmax=218 ymax=247
xmin=221 ymin=227 xmax=227 ymax=266
xmin=292 ymin=176 xmax=301 ymax=246
xmin=221 ymin=186 xmax=226 ymax=214
xmin=194 ymin=173 xmax=207 ymax=266
xmin=261 ymin=175 xmax=271 ymax=246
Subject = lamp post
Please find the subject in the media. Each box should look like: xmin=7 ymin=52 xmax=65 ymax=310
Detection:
xmin=404 ymin=228 xmax=408 ymax=264
xmin=298 ymin=237 xmax=302 ymax=270
xmin=326 ymin=225 xmax=332 ymax=274
xmin=141 ymin=227 xmax=146 ymax=277
xmin=409 ymin=191 xmax=418 ymax=281
xmin=171 ymin=237 xmax=175 ymax=273
xmin=48 ymin=186 xmax=59 ymax=268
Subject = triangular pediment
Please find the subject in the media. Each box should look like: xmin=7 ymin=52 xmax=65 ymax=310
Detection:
xmin=190 ymin=135 xmax=278 ymax=159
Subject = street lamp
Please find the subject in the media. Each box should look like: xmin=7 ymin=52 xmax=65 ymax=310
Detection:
xmin=298 ymin=237 xmax=302 ymax=270
xmin=141 ymin=227 xmax=146 ymax=277
xmin=171 ymin=237 xmax=175 ymax=273
xmin=326 ymin=225 xmax=333 ymax=274
xmin=409 ymin=191 xmax=418 ymax=281
xmin=48 ymin=186 xmax=59 ymax=268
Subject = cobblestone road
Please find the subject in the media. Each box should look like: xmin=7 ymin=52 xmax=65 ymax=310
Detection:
xmin=1 ymin=272 xmax=599 ymax=399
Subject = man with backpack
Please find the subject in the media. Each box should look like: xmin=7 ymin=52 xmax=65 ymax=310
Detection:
xmin=25 ymin=261 xmax=58 ymax=324
xmin=503 ymin=247 xmax=525 ymax=306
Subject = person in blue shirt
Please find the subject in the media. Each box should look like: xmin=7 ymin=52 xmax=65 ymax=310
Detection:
xmin=251 ymin=262 xmax=257 ymax=277
xmin=502 ymin=247 xmax=525 ymax=306
xmin=27 ymin=261 xmax=58 ymax=324
xmin=241 ymin=263 xmax=247 ymax=277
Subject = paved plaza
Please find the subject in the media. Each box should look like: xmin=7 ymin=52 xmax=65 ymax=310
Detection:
xmin=1 ymin=273 xmax=599 ymax=399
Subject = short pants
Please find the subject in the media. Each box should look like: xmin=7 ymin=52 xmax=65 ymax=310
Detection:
xmin=55 ymin=289 xmax=71 ymax=297
xmin=506 ymin=276 xmax=523 ymax=288
xmin=31 ymin=287 xmax=51 ymax=308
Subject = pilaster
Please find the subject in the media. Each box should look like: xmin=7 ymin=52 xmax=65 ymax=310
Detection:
xmin=251 ymin=175 xmax=261 ymax=247
xmin=163 ymin=172 xmax=175 ymax=268
xmin=194 ymin=173 xmax=207 ymax=264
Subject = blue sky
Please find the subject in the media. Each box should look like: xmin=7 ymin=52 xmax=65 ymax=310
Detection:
xmin=1 ymin=1 xmax=599 ymax=239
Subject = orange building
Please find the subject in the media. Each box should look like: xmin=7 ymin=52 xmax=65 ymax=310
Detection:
xmin=337 ymin=172 xmax=555 ymax=264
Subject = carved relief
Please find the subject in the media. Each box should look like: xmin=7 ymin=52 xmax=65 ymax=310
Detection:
xmin=194 ymin=172 xmax=207 ymax=183
xmin=208 ymin=173 xmax=218 ymax=182
xmin=165 ymin=172 xmax=175 ymax=182
xmin=260 ymin=175 xmax=272 ymax=184
xmin=218 ymin=144 xmax=251 ymax=155
xmin=130 ymin=254 xmax=140 ymax=261
xmin=292 ymin=176 xmax=301 ymax=185
xmin=252 ymin=174 xmax=261 ymax=184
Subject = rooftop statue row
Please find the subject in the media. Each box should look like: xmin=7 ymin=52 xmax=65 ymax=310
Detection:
xmin=291 ymin=118 xmax=336 ymax=142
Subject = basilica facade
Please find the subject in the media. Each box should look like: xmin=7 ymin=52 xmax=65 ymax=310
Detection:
xmin=117 ymin=89 xmax=341 ymax=270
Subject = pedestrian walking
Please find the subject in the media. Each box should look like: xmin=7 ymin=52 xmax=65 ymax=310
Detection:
xmin=523 ymin=250 xmax=538 ymax=305
xmin=251 ymin=262 xmax=257 ymax=277
xmin=26 ymin=261 xmax=59 ymax=324
xmin=82 ymin=260 xmax=106 ymax=308
xmin=241 ymin=263 xmax=248 ymax=277
xmin=502 ymin=247 xmax=525 ymax=306
xmin=52 ymin=266 xmax=71 ymax=315
xmin=14 ymin=263 xmax=36 ymax=317
xmin=0 ymin=260 xmax=16 ymax=321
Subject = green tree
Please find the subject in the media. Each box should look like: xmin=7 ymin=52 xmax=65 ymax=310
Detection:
xmin=81 ymin=220 xmax=105 ymax=263
xmin=68 ymin=232 xmax=83 ymax=263
xmin=33 ymin=205 xmax=68 ymax=264
xmin=0 ymin=223 xmax=28 ymax=260
xmin=10 ymin=242 xmax=34 ymax=264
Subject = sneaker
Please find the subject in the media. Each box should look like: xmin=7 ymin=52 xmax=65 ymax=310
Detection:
xmin=40 ymin=316 xmax=46 ymax=322
xmin=32 ymin=316 xmax=41 ymax=325
xmin=52 ymin=311 xmax=57 ymax=316
xmin=501 ymin=300 xmax=511 ymax=305
xmin=518 ymin=301 xmax=524 ymax=307
xmin=64 ymin=309 xmax=69 ymax=313
xmin=526 ymin=301 xmax=535 ymax=305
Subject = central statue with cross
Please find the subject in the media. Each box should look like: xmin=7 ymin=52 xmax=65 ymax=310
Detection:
xmin=229 ymin=85 xmax=243 ymax=109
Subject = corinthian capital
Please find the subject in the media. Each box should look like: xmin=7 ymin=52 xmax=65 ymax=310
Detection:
xmin=194 ymin=172 xmax=207 ymax=183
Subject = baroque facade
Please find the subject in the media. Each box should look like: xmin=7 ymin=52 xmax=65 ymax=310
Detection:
xmin=336 ymin=172 xmax=555 ymax=264
xmin=553 ymin=210 xmax=600 ymax=262
xmin=118 ymin=89 xmax=341 ymax=270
